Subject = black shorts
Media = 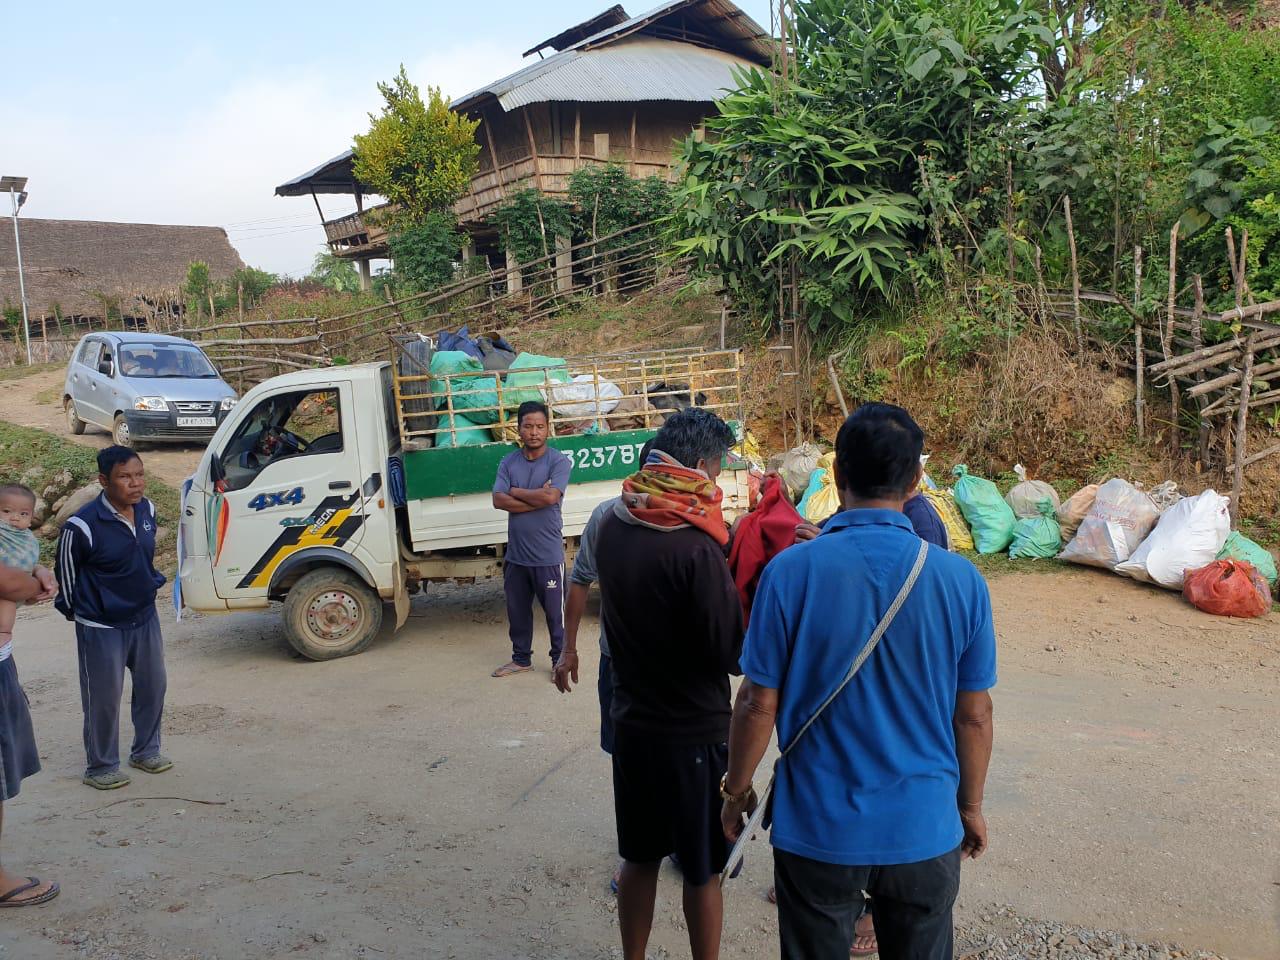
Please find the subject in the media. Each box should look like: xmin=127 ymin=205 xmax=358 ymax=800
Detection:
xmin=611 ymin=726 xmax=728 ymax=886
xmin=0 ymin=657 xmax=40 ymax=802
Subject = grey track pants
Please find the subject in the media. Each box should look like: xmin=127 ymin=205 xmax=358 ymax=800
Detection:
xmin=75 ymin=613 xmax=166 ymax=776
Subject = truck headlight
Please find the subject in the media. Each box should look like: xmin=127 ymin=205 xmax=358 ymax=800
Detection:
xmin=220 ymin=397 xmax=237 ymax=411
xmin=134 ymin=396 xmax=168 ymax=412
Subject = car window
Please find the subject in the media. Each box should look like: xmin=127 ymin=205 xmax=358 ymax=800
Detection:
xmin=120 ymin=343 xmax=218 ymax=379
xmin=216 ymin=389 xmax=343 ymax=492
xmin=80 ymin=341 xmax=102 ymax=370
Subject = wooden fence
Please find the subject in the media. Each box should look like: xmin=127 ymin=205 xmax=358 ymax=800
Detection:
xmin=177 ymin=221 xmax=670 ymax=389
xmin=1042 ymin=222 xmax=1280 ymax=522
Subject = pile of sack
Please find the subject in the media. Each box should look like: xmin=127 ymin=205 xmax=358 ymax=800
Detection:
xmin=771 ymin=440 xmax=1276 ymax=620
xmin=935 ymin=460 xmax=1276 ymax=619
xmin=403 ymin=327 xmax=702 ymax=447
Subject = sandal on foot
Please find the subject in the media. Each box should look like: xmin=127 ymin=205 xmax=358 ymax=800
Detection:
xmin=129 ymin=754 xmax=173 ymax=774
xmin=82 ymin=770 xmax=131 ymax=790
xmin=0 ymin=877 xmax=60 ymax=908
xmin=491 ymin=662 xmax=533 ymax=678
xmin=851 ymin=914 xmax=878 ymax=957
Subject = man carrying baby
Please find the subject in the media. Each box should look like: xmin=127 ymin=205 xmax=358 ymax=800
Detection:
xmin=0 ymin=483 xmax=61 ymax=907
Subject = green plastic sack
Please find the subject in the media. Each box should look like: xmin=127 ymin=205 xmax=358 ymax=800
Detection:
xmin=952 ymin=465 xmax=1017 ymax=554
xmin=429 ymin=351 xmax=500 ymax=425
xmin=1217 ymin=531 xmax=1278 ymax=588
xmin=436 ymin=410 xmax=491 ymax=447
xmin=1009 ymin=498 xmax=1063 ymax=560
xmin=502 ymin=353 xmax=572 ymax=407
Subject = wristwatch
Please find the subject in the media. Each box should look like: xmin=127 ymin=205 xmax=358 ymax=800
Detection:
xmin=719 ymin=773 xmax=754 ymax=805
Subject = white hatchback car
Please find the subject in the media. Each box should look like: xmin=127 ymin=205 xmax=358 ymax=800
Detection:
xmin=63 ymin=332 xmax=237 ymax=447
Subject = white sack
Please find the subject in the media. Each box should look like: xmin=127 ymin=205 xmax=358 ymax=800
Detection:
xmin=1114 ymin=490 xmax=1231 ymax=589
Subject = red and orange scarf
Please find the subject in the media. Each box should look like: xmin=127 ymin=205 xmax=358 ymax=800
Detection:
xmin=617 ymin=450 xmax=728 ymax=546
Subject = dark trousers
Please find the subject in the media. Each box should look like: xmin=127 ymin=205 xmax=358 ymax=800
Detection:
xmin=774 ymin=846 xmax=961 ymax=960
xmin=75 ymin=614 xmax=167 ymax=776
xmin=503 ymin=562 xmax=564 ymax=667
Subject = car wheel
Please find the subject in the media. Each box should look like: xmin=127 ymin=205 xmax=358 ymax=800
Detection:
xmin=283 ymin=568 xmax=383 ymax=661
xmin=112 ymin=414 xmax=133 ymax=448
xmin=65 ymin=399 xmax=86 ymax=435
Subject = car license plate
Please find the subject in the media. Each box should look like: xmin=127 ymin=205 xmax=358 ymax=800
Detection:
xmin=177 ymin=416 xmax=216 ymax=428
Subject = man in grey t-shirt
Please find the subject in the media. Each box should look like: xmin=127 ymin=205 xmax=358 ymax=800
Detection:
xmin=491 ymin=401 xmax=572 ymax=678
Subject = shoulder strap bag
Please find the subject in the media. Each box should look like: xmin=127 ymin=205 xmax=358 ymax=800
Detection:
xmin=721 ymin=538 xmax=929 ymax=885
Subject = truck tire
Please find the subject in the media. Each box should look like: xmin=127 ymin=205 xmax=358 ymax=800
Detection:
xmin=283 ymin=567 xmax=383 ymax=661
xmin=65 ymin=399 xmax=86 ymax=435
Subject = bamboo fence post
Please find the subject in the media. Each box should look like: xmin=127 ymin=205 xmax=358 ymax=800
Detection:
xmin=1240 ymin=229 xmax=1253 ymax=307
xmin=1064 ymin=196 xmax=1083 ymax=355
xmin=1192 ymin=275 xmax=1209 ymax=466
xmin=1133 ymin=246 xmax=1144 ymax=439
xmin=1225 ymin=227 xmax=1243 ymax=314
xmin=1033 ymin=244 xmax=1046 ymax=323
xmin=1230 ymin=332 xmax=1257 ymax=526
xmin=1165 ymin=222 xmax=1180 ymax=452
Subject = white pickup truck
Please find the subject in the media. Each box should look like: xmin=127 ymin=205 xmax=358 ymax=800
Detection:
xmin=176 ymin=345 xmax=749 ymax=660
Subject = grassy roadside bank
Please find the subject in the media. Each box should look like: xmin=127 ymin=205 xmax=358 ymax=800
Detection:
xmin=0 ymin=419 xmax=180 ymax=572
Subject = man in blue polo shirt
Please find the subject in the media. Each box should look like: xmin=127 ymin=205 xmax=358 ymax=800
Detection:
xmin=55 ymin=446 xmax=169 ymax=791
xmin=720 ymin=404 xmax=996 ymax=960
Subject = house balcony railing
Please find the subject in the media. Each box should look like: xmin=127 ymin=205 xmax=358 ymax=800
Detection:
xmin=322 ymin=154 xmax=675 ymax=259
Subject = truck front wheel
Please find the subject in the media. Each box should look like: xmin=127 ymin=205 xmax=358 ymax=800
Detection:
xmin=283 ymin=568 xmax=383 ymax=661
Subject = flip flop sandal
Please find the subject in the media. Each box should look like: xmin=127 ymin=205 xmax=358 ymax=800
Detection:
xmin=491 ymin=663 xmax=533 ymax=678
xmin=0 ymin=878 xmax=60 ymax=908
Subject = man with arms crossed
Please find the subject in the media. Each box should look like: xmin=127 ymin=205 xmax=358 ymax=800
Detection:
xmin=722 ymin=403 xmax=996 ymax=960
xmin=55 ymin=446 xmax=170 ymax=790
xmin=595 ymin=408 xmax=742 ymax=960
xmin=491 ymin=401 xmax=572 ymax=679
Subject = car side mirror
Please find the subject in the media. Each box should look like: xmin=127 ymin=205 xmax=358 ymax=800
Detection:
xmin=98 ymin=360 xmax=114 ymax=377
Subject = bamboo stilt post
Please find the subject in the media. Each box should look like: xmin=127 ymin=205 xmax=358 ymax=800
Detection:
xmin=1133 ymin=246 xmax=1144 ymax=439
xmin=1064 ymin=196 xmax=1083 ymax=355
xmin=1165 ymin=222 xmax=1180 ymax=452
xmin=1230 ymin=332 xmax=1257 ymax=526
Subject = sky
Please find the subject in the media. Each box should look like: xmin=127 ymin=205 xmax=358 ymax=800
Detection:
xmin=6 ymin=0 xmax=772 ymax=278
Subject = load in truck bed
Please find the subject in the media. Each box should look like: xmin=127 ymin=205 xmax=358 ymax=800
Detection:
xmin=390 ymin=342 xmax=745 ymax=499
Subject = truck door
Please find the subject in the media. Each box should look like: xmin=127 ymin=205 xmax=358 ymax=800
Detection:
xmin=207 ymin=384 xmax=365 ymax=601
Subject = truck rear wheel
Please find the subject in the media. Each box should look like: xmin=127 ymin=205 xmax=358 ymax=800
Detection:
xmin=283 ymin=568 xmax=383 ymax=661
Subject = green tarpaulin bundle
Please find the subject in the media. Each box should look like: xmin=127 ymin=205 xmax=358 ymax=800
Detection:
xmin=952 ymin=465 xmax=1017 ymax=554
xmin=1217 ymin=531 xmax=1278 ymax=588
xmin=1009 ymin=498 xmax=1063 ymax=560
xmin=429 ymin=351 xmax=500 ymax=425
xmin=502 ymin=353 xmax=572 ymax=408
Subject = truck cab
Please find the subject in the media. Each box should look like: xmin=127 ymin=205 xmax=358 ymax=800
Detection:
xmin=178 ymin=347 xmax=750 ymax=661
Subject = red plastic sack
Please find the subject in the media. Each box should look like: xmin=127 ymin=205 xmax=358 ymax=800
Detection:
xmin=1182 ymin=560 xmax=1272 ymax=618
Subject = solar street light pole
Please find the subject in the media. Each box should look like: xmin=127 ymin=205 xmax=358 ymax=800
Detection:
xmin=3 ymin=177 xmax=33 ymax=365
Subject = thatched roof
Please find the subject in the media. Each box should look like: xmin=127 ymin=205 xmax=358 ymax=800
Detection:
xmin=0 ymin=218 xmax=244 ymax=319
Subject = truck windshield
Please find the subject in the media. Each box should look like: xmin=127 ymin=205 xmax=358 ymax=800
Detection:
xmin=120 ymin=344 xmax=218 ymax=379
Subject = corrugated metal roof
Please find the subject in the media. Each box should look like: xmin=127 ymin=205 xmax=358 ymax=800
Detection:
xmin=453 ymin=0 xmax=771 ymax=112
xmin=476 ymin=38 xmax=756 ymax=111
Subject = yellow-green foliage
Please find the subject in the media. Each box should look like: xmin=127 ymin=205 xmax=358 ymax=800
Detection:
xmin=352 ymin=66 xmax=480 ymax=222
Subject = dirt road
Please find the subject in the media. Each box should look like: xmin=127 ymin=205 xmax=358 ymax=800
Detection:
xmin=0 ymin=367 xmax=204 ymax=487
xmin=3 ymin=567 xmax=1277 ymax=960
